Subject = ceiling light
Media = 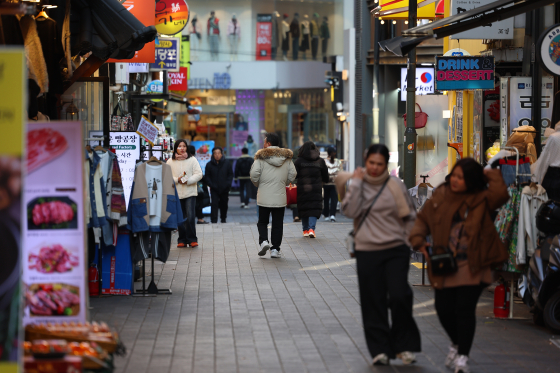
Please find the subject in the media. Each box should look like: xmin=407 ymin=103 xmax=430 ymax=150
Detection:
xmin=392 ymin=20 xmax=397 ymax=25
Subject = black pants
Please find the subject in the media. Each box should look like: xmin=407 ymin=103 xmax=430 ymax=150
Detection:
xmin=211 ymin=189 xmax=229 ymax=223
xmin=435 ymin=284 xmax=485 ymax=356
xmin=239 ymin=179 xmax=251 ymax=205
xmin=178 ymin=197 xmax=197 ymax=244
xmin=311 ymin=37 xmax=319 ymax=60
xmin=323 ymin=185 xmax=338 ymax=217
xmin=355 ymin=246 xmax=421 ymax=359
xmin=292 ymin=36 xmax=299 ymax=60
xmin=196 ymin=204 xmax=204 ymax=220
xmin=321 ymin=38 xmax=328 ymax=56
xmin=258 ymin=206 xmax=285 ymax=250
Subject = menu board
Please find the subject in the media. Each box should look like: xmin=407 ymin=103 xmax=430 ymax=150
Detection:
xmin=22 ymin=122 xmax=86 ymax=326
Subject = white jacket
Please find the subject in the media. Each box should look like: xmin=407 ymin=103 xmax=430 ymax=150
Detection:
xmin=166 ymin=157 xmax=203 ymax=199
xmin=250 ymin=147 xmax=297 ymax=208
xmin=517 ymin=184 xmax=548 ymax=264
xmin=324 ymin=158 xmax=341 ymax=185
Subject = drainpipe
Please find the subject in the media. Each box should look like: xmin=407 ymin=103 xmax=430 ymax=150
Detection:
xmin=372 ymin=17 xmax=380 ymax=144
xmin=404 ymin=1 xmax=418 ymax=188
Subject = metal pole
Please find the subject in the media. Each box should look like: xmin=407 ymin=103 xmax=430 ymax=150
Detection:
xmin=372 ymin=17 xmax=380 ymax=144
xmin=404 ymin=1 xmax=418 ymax=188
xmin=532 ymin=9 xmax=543 ymax=155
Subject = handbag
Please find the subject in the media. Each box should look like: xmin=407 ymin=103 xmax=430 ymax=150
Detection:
xmin=403 ymin=103 xmax=429 ymax=129
xmin=111 ymin=101 xmax=135 ymax=132
xmin=346 ymin=179 xmax=388 ymax=258
xmin=286 ymin=183 xmax=297 ymax=205
xmin=428 ymin=207 xmax=469 ymax=275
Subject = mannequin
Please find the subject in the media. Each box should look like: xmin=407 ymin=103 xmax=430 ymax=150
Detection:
xmin=290 ymin=13 xmax=300 ymax=61
xmin=207 ymin=11 xmax=220 ymax=61
xmin=189 ymin=14 xmax=202 ymax=61
xmin=281 ymin=13 xmax=290 ymax=61
xmin=311 ymin=13 xmax=320 ymax=60
xmin=271 ymin=11 xmax=281 ymax=60
xmin=320 ymin=16 xmax=330 ymax=58
xmin=228 ymin=14 xmax=240 ymax=61
xmin=300 ymin=15 xmax=310 ymax=60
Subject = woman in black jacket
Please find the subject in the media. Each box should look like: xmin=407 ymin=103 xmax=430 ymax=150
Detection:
xmin=204 ymin=147 xmax=234 ymax=223
xmin=294 ymin=141 xmax=328 ymax=237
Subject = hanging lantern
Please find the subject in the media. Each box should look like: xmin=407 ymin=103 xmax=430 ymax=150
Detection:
xmin=66 ymin=100 xmax=79 ymax=121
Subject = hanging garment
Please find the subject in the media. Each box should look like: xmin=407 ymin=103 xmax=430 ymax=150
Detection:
xmin=145 ymin=163 xmax=163 ymax=226
xmin=517 ymin=184 xmax=548 ymax=264
xmin=532 ymin=132 xmax=560 ymax=184
xmin=131 ymin=231 xmax=172 ymax=263
xmin=542 ymin=166 xmax=560 ymax=201
xmin=36 ymin=17 xmax=64 ymax=95
xmin=85 ymin=150 xmax=113 ymax=247
xmin=18 ymin=15 xmax=49 ymax=93
xmin=494 ymin=187 xmax=523 ymax=273
xmin=127 ymin=162 xmax=184 ymax=233
xmin=499 ymin=158 xmax=531 ymax=187
xmin=408 ymin=185 xmax=434 ymax=211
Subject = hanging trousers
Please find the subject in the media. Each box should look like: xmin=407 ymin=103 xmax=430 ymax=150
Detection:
xmin=211 ymin=189 xmax=230 ymax=223
xmin=178 ymin=196 xmax=197 ymax=244
xmin=132 ymin=231 xmax=172 ymax=263
xmin=311 ymin=37 xmax=319 ymax=60
xmin=434 ymin=284 xmax=486 ymax=356
xmin=355 ymin=245 xmax=421 ymax=359
xmin=258 ymin=206 xmax=285 ymax=250
xmin=322 ymin=184 xmax=338 ymax=217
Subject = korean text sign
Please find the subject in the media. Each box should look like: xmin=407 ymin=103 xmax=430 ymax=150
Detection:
xmin=137 ymin=116 xmax=159 ymax=145
xmin=435 ymin=56 xmax=495 ymax=90
xmin=23 ymin=122 xmax=86 ymax=326
xmin=150 ymin=37 xmax=181 ymax=71
xmin=451 ymin=0 xmax=513 ymax=40
xmin=256 ymin=14 xmax=272 ymax=61
xmin=109 ymin=132 xmax=141 ymax=206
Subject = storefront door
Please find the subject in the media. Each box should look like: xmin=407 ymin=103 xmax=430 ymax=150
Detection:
xmin=287 ymin=111 xmax=309 ymax=152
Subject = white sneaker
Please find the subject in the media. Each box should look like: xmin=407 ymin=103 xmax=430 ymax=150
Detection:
xmin=397 ymin=351 xmax=416 ymax=365
xmin=445 ymin=345 xmax=458 ymax=369
xmin=372 ymin=353 xmax=389 ymax=366
xmin=330 ymin=215 xmax=336 ymax=222
xmin=324 ymin=217 xmax=330 ymax=221
xmin=270 ymin=249 xmax=281 ymax=258
xmin=243 ymin=205 xmax=250 ymax=209
xmin=240 ymin=203 xmax=245 ymax=208
xmin=454 ymin=355 xmax=470 ymax=373
xmin=258 ymin=241 xmax=270 ymax=256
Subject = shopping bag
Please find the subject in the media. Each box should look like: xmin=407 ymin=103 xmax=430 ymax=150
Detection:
xmin=403 ymin=103 xmax=429 ymax=129
xmin=286 ymin=184 xmax=297 ymax=205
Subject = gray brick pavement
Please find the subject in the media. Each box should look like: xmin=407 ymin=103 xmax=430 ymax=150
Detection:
xmin=90 ymin=202 xmax=560 ymax=373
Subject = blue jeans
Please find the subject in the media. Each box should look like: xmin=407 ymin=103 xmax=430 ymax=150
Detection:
xmin=179 ymin=197 xmax=197 ymax=244
xmin=500 ymin=163 xmax=531 ymax=187
xmin=302 ymin=216 xmax=317 ymax=231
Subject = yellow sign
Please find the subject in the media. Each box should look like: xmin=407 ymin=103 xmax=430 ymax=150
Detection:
xmin=156 ymin=40 xmax=173 ymax=48
xmin=379 ymin=0 xmax=437 ymax=20
xmin=0 ymin=48 xmax=25 ymax=156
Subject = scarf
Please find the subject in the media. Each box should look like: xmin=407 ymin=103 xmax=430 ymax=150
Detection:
xmin=175 ymin=153 xmax=189 ymax=160
xmin=335 ymin=169 xmax=411 ymax=218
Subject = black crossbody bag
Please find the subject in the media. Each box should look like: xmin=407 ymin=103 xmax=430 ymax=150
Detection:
xmin=428 ymin=207 xmax=469 ymax=276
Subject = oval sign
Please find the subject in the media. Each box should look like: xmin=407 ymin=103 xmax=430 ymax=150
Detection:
xmin=146 ymin=80 xmax=163 ymax=102
xmin=155 ymin=0 xmax=190 ymax=35
xmin=538 ymin=23 xmax=560 ymax=76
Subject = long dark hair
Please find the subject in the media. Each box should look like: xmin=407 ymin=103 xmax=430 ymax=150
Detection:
xmin=327 ymin=147 xmax=336 ymax=163
xmin=364 ymin=144 xmax=390 ymax=165
xmin=172 ymin=139 xmax=189 ymax=160
xmin=446 ymin=158 xmax=487 ymax=193
xmin=298 ymin=141 xmax=317 ymax=158
xmin=188 ymin=145 xmax=196 ymax=157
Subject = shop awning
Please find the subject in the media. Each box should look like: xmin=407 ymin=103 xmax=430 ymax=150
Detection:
xmin=379 ymin=0 xmax=559 ymax=57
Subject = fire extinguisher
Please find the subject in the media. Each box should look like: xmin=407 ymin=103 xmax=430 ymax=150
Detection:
xmin=493 ymin=282 xmax=510 ymax=318
xmin=89 ymin=264 xmax=99 ymax=296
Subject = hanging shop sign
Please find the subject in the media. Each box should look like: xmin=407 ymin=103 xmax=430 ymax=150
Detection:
xmin=537 ymin=23 xmax=560 ymax=76
xmin=191 ymin=141 xmax=215 ymax=175
xmin=22 ymin=122 xmax=86 ymax=326
xmin=378 ymin=0 xmax=436 ymax=20
xmin=137 ymin=116 xmax=159 ymax=145
xmin=129 ymin=63 xmax=150 ymax=73
xmin=155 ymin=0 xmax=190 ymax=35
xmin=109 ymin=132 xmax=141 ymax=206
xmin=146 ymin=80 xmax=164 ymax=102
xmin=108 ymin=0 xmax=156 ymax=63
xmin=499 ymin=76 xmax=553 ymax=145
xmin=256 ymin=14 xmax=272 ymax=61
xmin=451 ymin=0 xmax=514 ymax=40
xmin=150 ymin=37 xmax=181 ymax=72
xmin=400 ymin=67 xmax=434 ymax=101
xmin=435 ymin=56 xmax=495 ymax=91
xmin=168 ymin=67 xmax=188 ymax=91
xmin=180 ymin=35 xmax=191 ymax=74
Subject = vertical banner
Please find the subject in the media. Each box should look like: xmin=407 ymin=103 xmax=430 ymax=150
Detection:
xmin=191 ymin=141 xmax=215 ymax=174
xmin=256 ymin=14 xmax=272 ymax=61
xmin=0 ymin=47 xmax=26 ymax=373
xmin=168 ymin=66 xmax=188 ymax=92
xmin=23 ymin=122 xmax=86 ymax=326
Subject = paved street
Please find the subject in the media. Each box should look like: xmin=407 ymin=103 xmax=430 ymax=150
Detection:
xmin=91 ymin=200 xmax=560 ymax=373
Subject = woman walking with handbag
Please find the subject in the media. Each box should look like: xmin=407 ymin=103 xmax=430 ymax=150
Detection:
xmin=409 ymin=159 xmax=509 ymax=373
xmin=337 ymin=144 xmax=420 ymax=366
xmin=323 ymin=147 xmax=341 ymax=222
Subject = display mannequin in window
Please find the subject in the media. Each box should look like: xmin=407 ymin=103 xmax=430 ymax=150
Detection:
xmin=281 ymin=13 xmax=290 ymax=61
xmin=207 ymin=11 xmax=220 ymax=61
xmin=228 ymin=14 xmax=240 ymax=61
xmin=311 ymin=13 xmax=320 ymax=60
xmin=271 ymin=11 xmax=281 ymax=60
xmin=300 ymin=15 xmax=310 ymax=60
xmin=320 ymin=16 xmax=330 ymax=58
xmin=290 ymin=13 xmax=300 ymax=61
xmin=189 ymin=14 xmax=202 ymax=61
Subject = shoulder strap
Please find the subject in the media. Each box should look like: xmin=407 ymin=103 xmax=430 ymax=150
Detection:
xmin=354 ymin=178 xmax=389 ymax=235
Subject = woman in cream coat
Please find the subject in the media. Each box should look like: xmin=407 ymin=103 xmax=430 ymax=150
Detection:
xmin=167 ymin=140 xmax=203 ymax=247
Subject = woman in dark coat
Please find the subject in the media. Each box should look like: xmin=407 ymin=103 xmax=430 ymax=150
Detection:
xmin=294 ymin=141 xmax=328 ymax=238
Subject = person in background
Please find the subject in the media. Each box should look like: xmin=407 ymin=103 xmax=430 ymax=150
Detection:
xmin=337 ymin=144 xmax=420 ymax=366
xmin=410 ymin=159 xmax=509 ymax=373
xmin=235 ymin=147 xmax=254 ymax=209
xmin=167 ymin=140 xmax=203 ymax=247
xmin=323 ymin=147 xmax=341 ymax=222
xmin=205 ymin=147 xmax=233 ymax=223
xmin=189 ymin=145 xmax=210 ymax=224
xmin=250 ymin=133 xmax=296 ymax=258
xmin=244 ymin=135 xmax=258 ymax=156
xmin=294 ymin=141 xmax=328 ymax=238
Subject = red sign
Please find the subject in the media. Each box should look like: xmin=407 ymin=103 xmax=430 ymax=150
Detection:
xmin=108 ymin=0 xmax=155 ymax=63
xmin=168 ymin=67 xmax=188 ymax=91
xmin=155 ymin=0 xmax=190 ymax=35
xmin=256 ymin=14 xmax=272 ymax=61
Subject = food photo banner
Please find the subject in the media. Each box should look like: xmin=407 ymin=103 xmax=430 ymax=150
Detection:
xmin=22 ymin=122 xmax=86 ymax=326
xmin=435 ymin=56 xmax=495 ymax=90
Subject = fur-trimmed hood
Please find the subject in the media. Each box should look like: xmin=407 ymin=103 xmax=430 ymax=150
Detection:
xmin=254 ymin=146 xmax=293 ymax=167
